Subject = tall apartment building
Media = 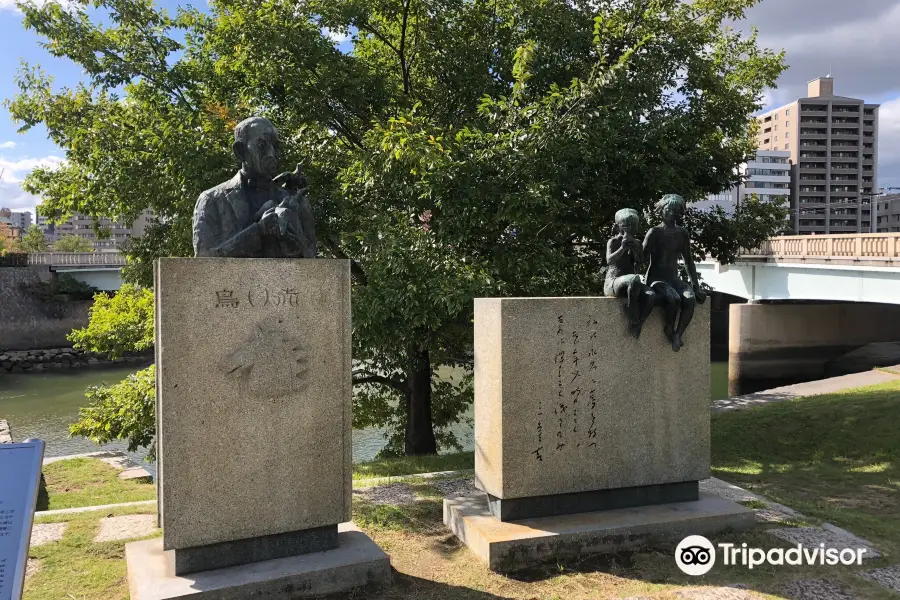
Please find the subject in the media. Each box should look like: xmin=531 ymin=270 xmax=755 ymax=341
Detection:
xmin=36 ymin=211 xmax=154 ymax=250
xmin=693 ymin=150 xmax=791 ymax=217
xmin=756 ymin=76 xmax=879 ymax=235
xmin=0 ymin=208 xmax=33 ymax=230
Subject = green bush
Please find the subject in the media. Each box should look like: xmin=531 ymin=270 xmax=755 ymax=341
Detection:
xmin=68 ymin=284 xmax=154 ymax=359
xmin=70 ymin=366 xmax=157 ymax=460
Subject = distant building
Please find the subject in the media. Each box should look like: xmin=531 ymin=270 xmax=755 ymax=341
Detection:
xmin=875 ymin=194 xmax=900 ymax=233
xmin=756 ymin=76 xmax=879 ymax=235
xmin=37 ymin=210 xmax=154 ymax=250
xmin=0 ymin=217 xmax=20 ymax=247
xmin=693 ymin=150 xmax=791 ymax=218
xmin=0 ymin=209 xmax=33 ymax=231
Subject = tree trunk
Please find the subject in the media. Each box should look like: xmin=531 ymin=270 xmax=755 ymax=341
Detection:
xmin=404 ymin=348 xmax=437 ymax=455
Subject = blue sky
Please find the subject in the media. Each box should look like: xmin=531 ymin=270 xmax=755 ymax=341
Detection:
xmin=2 ymin=0 xmax=899 ymax=217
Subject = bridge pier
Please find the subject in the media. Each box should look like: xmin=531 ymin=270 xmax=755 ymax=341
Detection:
xmin=728 ymin=302 xmax=900 ymax=395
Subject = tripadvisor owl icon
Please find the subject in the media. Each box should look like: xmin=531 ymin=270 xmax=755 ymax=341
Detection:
xmin=676 ymin=535 xmax=716 ymax=576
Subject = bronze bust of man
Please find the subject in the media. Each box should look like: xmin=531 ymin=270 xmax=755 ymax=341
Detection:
xmin=192 ymin=116 xmax=316 ymax=258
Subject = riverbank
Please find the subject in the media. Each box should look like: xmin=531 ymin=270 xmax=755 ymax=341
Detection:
xmin=23 ymin=379 xmax=900 ymax=599
xmin=0 ymin=347 xmax=152 ymax=373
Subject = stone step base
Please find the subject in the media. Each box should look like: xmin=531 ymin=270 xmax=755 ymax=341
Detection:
xmin=125 ymin=523 xmax=390 ymax=600
xmin=444 ymin=491 xmax=754 ymax=572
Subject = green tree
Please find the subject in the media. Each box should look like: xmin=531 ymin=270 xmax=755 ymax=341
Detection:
xmin=10 ymin=0 xmax=785 ymax=457
xmin=68 ymin=284 xmax=154 ymax=358
xmin=19 ymin=224 xmax=48 ymax=253
xmin=70 ymin=365 xmax=157 ymax=460
xmin=54 ymin=234 xmax=95 ymax=252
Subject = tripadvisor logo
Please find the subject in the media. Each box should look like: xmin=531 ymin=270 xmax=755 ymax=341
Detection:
xmin=675 ymin=535 xmax=869 ymax=575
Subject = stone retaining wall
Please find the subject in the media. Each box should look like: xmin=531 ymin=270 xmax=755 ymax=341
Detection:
xmin=0 ymin=347 xmax=151 ymax=374
xmin=0 ymin=266 xmax=92 ymax=350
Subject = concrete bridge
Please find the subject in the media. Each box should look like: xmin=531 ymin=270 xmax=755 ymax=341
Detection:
xmin=698 ymin=233 xmax=900 ymax=394
xmin=698 ymin=233 xmax=900 ymax=304
xmin=28 ymin=252 xmax=126 ymax=291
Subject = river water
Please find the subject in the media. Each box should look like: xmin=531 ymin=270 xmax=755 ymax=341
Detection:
xmin=0 ymin=363 xmax=729 ymax=465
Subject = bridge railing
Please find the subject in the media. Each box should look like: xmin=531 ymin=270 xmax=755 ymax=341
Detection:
xmin=28 ymin=252 xmax=127 ymax=267
xmin=739 ymin=233 xmax=900 ymax=265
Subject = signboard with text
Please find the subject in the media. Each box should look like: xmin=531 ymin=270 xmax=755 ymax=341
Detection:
xmin=0 ymin=440 xmax=45 ymax=600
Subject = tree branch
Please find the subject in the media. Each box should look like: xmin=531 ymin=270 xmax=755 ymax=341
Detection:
xmin=399 ymin=0 xmax=412 ymax=95
xmin=352 ymin=373 xmax=407 ymax=391
xmin=357 ymin=19 xmax=400 ymax=55
xmin=323 ymin=236 xmax=369 ymax=285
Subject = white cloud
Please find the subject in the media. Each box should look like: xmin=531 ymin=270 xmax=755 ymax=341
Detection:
xmin=877 ymin=98 xmax=900 ymax=189
xmin=0 ymin=141 xmax=16 ymax=150
xmin=0 ymin=155 xmax=65 ymax=182
xmin=744 ymin=0 xmax=900 ymax=102
xmin=0 ymin=154 xmax=65 ymax=215
xmin=322 ymin=27 xmax=351 ymax=45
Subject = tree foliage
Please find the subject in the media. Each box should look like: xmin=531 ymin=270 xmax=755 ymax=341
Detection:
xmin=70 ymin=365 xmax=157 ymax=460
xmin=54 ymin=234 xmax=95 ymax=252
xmin=11 ymin=0 xmax=786 ymax=456
xmin=68 ymin=284 xmax=154 ymax=359
xmin=19 ymin=224 xmax=48 ymax=253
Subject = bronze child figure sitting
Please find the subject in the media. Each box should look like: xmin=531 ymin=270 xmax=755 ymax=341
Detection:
xmin=642 ymin=193 xmax=707 ymax=352
xmin=604 ymin=208 xmax=656 ymax=338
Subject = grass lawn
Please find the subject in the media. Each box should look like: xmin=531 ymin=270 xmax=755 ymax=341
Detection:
xmin=39 ymin=458 xmax=156 ymax=511
xmin=712 ymin=379 xmax=900 ymax=559
xmin=352 ymin=451 xmax=473 ymax=481
xmin=24 ymin=380 xmax=900 ymax=599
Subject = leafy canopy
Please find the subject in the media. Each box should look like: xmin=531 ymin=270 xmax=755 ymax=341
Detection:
xmin=12 ymin=0 xmax=786 ymax=455
xmin=54 ymin=234 xmax=95 ymax=252
xmin=68 ymin=284 xmax=154 ymax=359
xmin=19 ymin=224 xmax=48 ymax=253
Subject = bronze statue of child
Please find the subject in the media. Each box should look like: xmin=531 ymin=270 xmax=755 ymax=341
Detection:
xmin=604 ymin=208 xmax=656 ymax=338
xmin=643 ymin=193 xmax=707 ymax=352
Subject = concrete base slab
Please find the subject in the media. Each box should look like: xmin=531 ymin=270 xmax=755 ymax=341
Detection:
xmin=125 ymin=524 xmax=390 ymax=600
xmin=444 ymin=491 xmax=754 ymax=572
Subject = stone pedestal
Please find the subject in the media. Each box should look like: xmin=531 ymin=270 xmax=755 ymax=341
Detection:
xmin=128 ymin=258 xmax=389 ymax=599
xmin=445 ymin=297 xmax=753 ymax=571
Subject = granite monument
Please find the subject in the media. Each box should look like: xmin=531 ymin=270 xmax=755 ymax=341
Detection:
xmin=444 ymin=297 xmax=753 ymax=571
xmin=125 ymin=118 xmax=389 ymax=599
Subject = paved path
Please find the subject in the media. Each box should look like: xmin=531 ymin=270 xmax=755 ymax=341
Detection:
xmin=37 ymin=499 xmax=156 ymax=516
xmin=713 ymin=367 xmax=900 ymax=412
xmin=43 ymin=450 xmax=153 ymax=480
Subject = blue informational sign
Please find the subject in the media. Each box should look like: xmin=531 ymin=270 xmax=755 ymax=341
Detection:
xmin=0 ymin=440 xmax=45 ymax=600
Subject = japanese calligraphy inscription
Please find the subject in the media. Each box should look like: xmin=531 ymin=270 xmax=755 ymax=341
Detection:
xmin=474 ymin=297 xmax=710 ymax=502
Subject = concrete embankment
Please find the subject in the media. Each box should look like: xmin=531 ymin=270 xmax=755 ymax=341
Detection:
xmin=0 ymin=266 xmax=91 ymax=350
xmin=728 ymin=302 xmax=900 ymax=395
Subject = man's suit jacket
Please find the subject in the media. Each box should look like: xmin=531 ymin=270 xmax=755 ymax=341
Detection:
xmin=192 ymin=172 xmax=316 ymax=258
